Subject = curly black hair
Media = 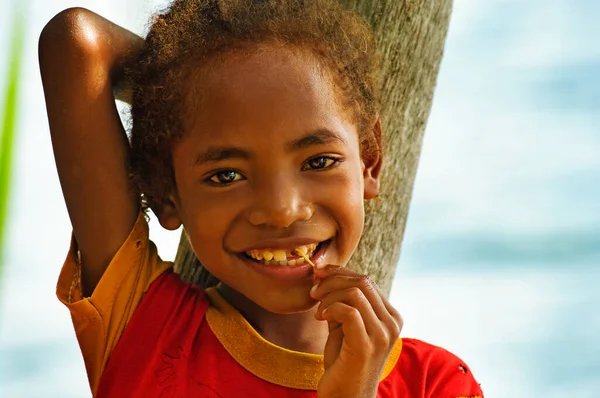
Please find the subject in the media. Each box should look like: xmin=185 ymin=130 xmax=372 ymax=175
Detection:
xmin=129 ymin=0 xmax=381 ymax=209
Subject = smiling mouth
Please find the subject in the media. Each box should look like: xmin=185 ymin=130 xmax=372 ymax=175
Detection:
xmin=242 ymin=241 xmax=326 ymax=266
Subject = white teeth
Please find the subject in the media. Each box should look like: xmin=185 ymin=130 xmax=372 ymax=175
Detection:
xmin=245 ymin=242 xmax=321 ymax=266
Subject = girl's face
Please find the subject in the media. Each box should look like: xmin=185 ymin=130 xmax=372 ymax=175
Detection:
xmin=163 ymin=46 xmax=381 ymax=313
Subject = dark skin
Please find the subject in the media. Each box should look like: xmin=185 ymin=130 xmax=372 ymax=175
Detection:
xmin=40 ymin=8 xmax=402 ymax=398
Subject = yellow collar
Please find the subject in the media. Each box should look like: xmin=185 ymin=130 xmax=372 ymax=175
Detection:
xmin=205 ymin=287 xmax=402 ymax=390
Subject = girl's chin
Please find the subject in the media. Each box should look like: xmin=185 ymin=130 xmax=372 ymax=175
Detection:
xmin=218 ymin=280 xmax=318 ymax=315
xmin=254 ymin=293 xmax=318 ymax=315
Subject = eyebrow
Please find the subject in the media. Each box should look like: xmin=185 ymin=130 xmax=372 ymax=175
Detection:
xmin=195 ymin=147 xmax=252 ymax=166
xmin=286 ymin=129 xmax=347 ymax=152
xmin=194 ymin=129 xmax=346 ymax=166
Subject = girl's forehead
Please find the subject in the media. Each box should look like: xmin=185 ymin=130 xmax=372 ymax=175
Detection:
xmin=183 ymin=45 xmax=347 ymax=129
xmin=170 ymin=49 xmax=358 ymax=160
xmin=176 ymin=48 xmax=359 ymax=155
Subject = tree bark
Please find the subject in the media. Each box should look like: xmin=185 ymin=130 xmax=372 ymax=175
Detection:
xmin=174 ymin=0 xmax=453 ymax=297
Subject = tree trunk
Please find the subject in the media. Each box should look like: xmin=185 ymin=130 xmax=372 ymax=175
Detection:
xmin=174 ymin=0 xmax=453 ymax=297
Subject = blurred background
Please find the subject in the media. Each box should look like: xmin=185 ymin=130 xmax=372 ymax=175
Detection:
xmin=0 ymin=0 xmax=598 ymax=396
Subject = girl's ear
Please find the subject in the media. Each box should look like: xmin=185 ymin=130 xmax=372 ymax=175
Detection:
xmin=363 ymin=117 xmax=383 ymax=200
xmin=154 ymin=195 xmax=183 ymax=231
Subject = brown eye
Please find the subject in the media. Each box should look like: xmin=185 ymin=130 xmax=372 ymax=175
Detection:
xmin=209 ymin=170 xmax=244 ymax=184
xmin=302 ymin=156 xmax=337 ymax=171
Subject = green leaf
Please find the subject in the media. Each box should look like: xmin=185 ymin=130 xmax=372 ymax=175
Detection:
xmin=0 ymin=5 xmax=26 ymax=279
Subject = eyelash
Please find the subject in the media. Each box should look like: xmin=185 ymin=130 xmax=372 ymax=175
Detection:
xmin=301 ymin=155 xmax=342 ymax=171
xmin=207 ymin=170 xmax=245 ymax=185
xmin=205 ymin=156 xmax=342 ymax=186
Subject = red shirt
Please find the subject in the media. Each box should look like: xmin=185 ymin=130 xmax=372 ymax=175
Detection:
xmin=97 ymin=270 xmax=484 ymax=397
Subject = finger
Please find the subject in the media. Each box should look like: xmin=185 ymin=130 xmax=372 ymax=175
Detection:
xmin=364 ymin=282 xmax=403 ymax=338
xmin=321 ymin=302 xmax=369 ymax=350
xmin=312 ymin=274 xmax=389 ymax=323
xmin=362 ymin=278 xmax=402 ymax=336
xmin=311 ymin=274 xmax=358 ymax=299
xmin=383 ymin=301 xmax=403 ymax=337
xmin=313 ymin=264 xmax=358 ymax=279
xmin=317 ymin=287 xmax=382 ymax=337
xmin=313 ymin=272 xmax=403 ymax=342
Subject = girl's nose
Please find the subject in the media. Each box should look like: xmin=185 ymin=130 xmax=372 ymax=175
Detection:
xmin=246 ymin=176 xmax=313 ymax=228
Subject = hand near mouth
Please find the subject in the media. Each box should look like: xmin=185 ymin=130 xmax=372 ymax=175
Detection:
xmin=309 ymin=265 xmax=403 ymax=398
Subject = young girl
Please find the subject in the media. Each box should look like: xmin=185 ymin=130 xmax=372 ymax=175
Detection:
xmin=39 ymin=1 xmax=483 ymax=397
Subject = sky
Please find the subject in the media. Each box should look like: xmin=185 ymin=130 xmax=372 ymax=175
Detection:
xmin=0 ymin=0 xmax=599 ymax=397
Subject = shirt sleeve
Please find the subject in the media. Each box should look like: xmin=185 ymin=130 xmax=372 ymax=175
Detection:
xmin=425 ymin=345 xmax=484 ymax=398
xmin=389 ymin=338 xmax=484 ymax=398
xmin=56 ymin=212 xmax=173 ymax=395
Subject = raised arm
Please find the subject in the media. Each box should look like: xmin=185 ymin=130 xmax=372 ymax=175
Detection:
xmin=39 ymin=8 xmax=143 ymax=295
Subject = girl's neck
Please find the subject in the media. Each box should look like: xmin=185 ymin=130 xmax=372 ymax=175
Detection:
xmin=217 ymin=284 xmax=329 ymax=355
